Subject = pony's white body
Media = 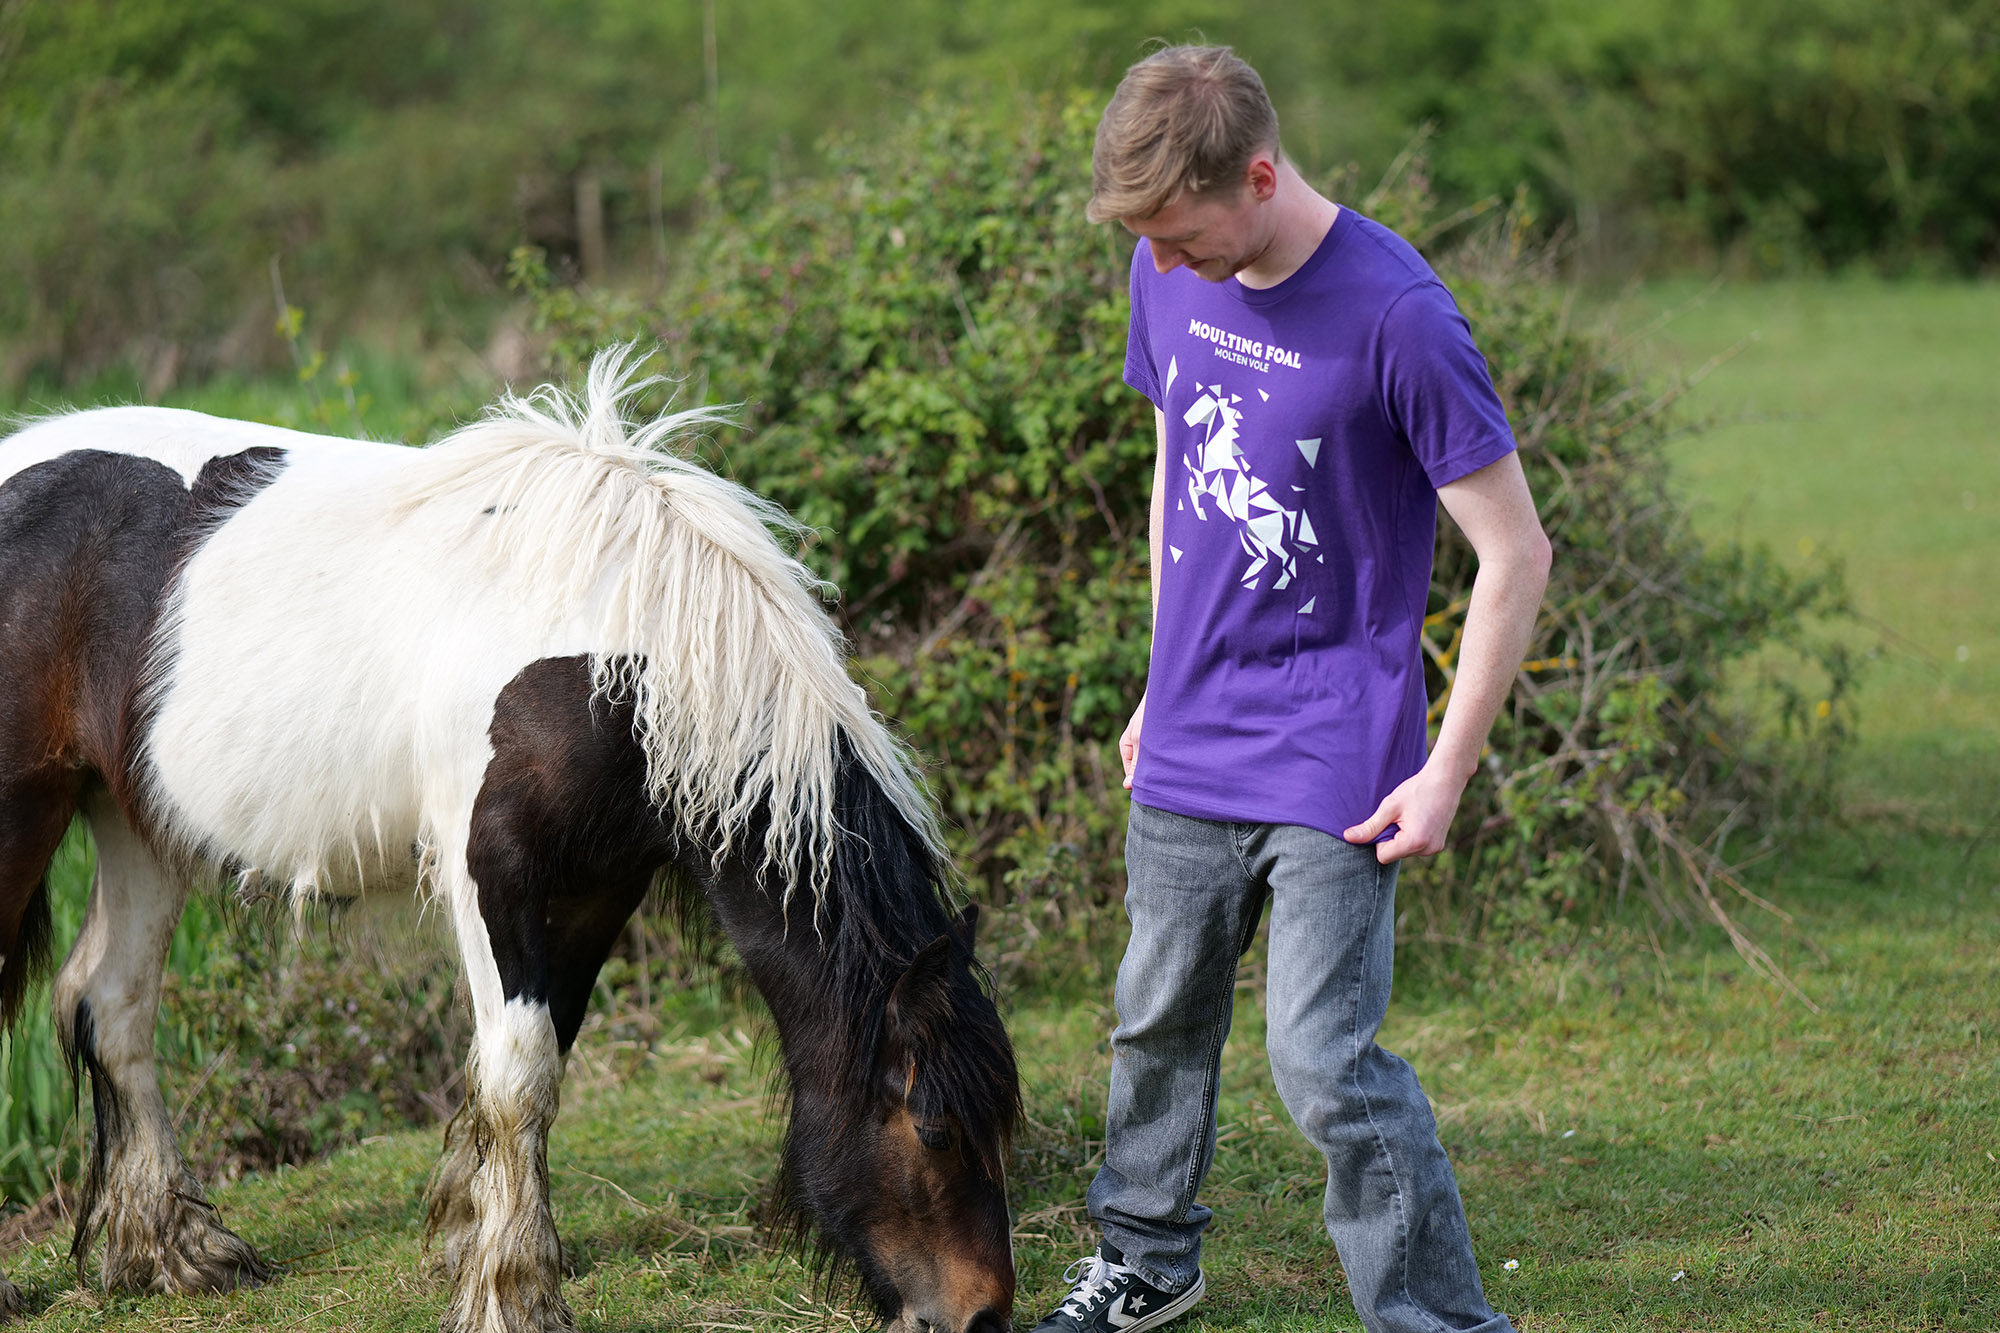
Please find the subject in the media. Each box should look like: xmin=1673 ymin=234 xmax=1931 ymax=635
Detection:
xmin=154 ymin=433 xmax=588 ymax=901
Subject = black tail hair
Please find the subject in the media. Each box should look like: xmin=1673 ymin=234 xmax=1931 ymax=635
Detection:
xmin=0 ymin=873 xmax=54 ymax=1028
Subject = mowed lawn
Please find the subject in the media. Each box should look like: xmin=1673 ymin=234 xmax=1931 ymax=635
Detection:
xmin=1 ymin=280 xmax=1996 ymax=1330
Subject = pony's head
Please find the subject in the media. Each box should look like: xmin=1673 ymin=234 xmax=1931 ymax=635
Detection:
xmin=760 ymin=745 xmax=1020 ymax=1333
xmin=781 ymin=907 xmax=1018 ymax=1333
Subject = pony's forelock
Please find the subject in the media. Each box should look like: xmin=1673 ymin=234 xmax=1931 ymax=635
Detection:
xmin=394 ymin=346 xmax=942 ymax=912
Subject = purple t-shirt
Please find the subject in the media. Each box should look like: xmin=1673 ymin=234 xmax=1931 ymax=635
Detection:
xmin=1124 ymin=207 xmax=1516 ymax=837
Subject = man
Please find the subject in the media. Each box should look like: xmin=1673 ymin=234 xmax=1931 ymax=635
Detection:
xmin=1031 ymin=46 xmax=1549 ymax=1333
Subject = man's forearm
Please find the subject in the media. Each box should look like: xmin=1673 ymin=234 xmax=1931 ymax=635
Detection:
xmin=1428 ymin=543 xmax=1550 ymax=781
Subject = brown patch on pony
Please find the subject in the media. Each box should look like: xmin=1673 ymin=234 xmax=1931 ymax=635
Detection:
xmin=0 ymin=445 xmax=288 ymax=1020
xmin=867 ymin=1107 xmax=1014 ymax=1333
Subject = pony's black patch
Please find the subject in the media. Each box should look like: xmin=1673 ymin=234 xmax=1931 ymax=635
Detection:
xmin=470 ymin=656 xmax=680 ymax=1046
xmin=188 ymin=446 xmax=288 ymax=524
xmin=0 ymin=450 xmax=191 ymax=768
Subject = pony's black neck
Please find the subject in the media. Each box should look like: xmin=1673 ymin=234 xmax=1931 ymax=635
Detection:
xmin=689 ymin=739 xmax=958 ymax=1041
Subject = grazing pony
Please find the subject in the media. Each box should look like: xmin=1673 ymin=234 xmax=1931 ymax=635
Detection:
xmin=0 ymin=350 xmax=1020 ymax=1333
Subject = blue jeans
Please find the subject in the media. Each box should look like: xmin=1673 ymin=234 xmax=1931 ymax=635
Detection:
xmin=1087 ymin=802 xmax=1513 ymax=1333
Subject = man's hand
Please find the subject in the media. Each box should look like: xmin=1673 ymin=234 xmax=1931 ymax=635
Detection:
xmin=1119 ymin=695 xmax=1147 ymax=790
xmin=1342 ymin=759 xmax=1471 ymax=863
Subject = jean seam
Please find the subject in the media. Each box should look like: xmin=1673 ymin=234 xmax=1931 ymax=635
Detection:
xmin=1176 ymin=955 xmax=1231 ymax=1266
xmin=1228 ymin=822 xmax=1257 ymax=878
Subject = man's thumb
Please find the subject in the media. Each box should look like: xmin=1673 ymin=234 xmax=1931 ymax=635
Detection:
xmin=1343 ymin=801 xmax=1392 ymax=844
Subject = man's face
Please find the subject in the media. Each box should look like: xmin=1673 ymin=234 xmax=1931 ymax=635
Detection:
xmin=1123 ymin=188 xmax=1260 ymax=281
xmin=1121 ymin=170 xmax=1273 ymax=282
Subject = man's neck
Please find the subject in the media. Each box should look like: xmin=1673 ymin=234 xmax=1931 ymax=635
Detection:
xmin=1236 ymin=164 xmax=1340 ymax=291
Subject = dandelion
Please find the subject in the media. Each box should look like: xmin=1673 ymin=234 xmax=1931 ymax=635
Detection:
xmin=1503 ymin=1259 xmax=1519 ymax=1272
xmin=1672 ymin=1270 xmax=1687 ymax=1283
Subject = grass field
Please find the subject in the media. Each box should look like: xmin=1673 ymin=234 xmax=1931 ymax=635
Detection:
xmin=1601 ymin=278 xmax=2000 ymax=826
xmin=0 ymin=278 xmax=1995 ymax=1329
xmin=1 ymin=828 xmax=1993 ymax=1331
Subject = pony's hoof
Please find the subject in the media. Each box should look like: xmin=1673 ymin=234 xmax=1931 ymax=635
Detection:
xmin=437 ymin=1289 xmax=577 ymax=1333
xmin=80 ymin=1170 xmax=272 ymax=1295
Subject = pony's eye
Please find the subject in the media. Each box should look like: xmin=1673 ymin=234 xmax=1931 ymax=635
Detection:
xmin=914 ymin=1120 xmax=953 ymax=1152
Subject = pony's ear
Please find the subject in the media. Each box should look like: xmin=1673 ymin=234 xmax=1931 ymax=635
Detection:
xmin=953 ymin=903 xmax=980 ymax=946
xmin=886 ymin=934 xmax=954 ymax=1049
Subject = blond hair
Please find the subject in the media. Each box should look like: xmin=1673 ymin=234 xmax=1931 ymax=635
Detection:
xmin=1087 ymin=45 xmax=1280 ymax=224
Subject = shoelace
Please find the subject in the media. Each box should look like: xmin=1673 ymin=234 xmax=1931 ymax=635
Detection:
xmin=1057 ymin=1255 xmax=1129 ymax=1319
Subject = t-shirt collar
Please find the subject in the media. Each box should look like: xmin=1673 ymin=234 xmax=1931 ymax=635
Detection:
xmin=1225 ymin=205 xmax=1352 ymax=308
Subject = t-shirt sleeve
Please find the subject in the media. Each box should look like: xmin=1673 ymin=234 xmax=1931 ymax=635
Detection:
xmin=1123 ymin=241 xmax=1161 ymax=405
xmin=1377 ymin=280 xmax=1517 ymax=488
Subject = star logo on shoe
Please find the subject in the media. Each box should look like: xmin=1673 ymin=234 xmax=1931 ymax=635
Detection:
xmin=1106 ymin=1295 xmax=1142 ymax=1329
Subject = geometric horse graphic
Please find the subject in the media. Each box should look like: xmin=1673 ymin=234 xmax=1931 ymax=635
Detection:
xmin=1171 ymin=359 xmax=1323 ymax=605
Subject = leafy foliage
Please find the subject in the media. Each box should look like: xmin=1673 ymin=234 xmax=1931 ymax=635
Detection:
xmin=522 ymin=97 xmax=1853 ymax=973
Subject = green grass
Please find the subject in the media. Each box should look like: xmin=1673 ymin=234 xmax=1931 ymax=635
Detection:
xmin=1599 ymin=277 xmax=2000 ymax=825
xmin=0 ymin=825 xmax=1992 ymax=1330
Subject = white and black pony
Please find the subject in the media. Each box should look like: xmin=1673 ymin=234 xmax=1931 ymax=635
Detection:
xmin=0 ymin=350 xmax=1019 ymax=1333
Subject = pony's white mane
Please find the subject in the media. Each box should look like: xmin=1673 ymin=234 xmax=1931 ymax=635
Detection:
xmin=401 ymin=346 xmax=941 ymax=906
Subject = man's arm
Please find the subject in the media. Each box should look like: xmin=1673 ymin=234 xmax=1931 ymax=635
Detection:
xmin=1343 ymin=450 xmax=1551 ymax=861
xmin=1118 ymin=408 xmax=1168 ymax=789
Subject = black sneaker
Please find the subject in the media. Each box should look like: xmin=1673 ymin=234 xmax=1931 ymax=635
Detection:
xmin=1030 ymin=1245 xmax=1205 ymax=1333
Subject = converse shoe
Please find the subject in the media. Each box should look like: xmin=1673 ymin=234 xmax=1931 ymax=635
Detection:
xmin=1030 ymin=1245 xmax=1205 ymax=1333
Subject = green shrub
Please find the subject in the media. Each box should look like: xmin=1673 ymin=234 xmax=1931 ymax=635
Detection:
xmin=520 ymin=96 xmax=1854 ymax=978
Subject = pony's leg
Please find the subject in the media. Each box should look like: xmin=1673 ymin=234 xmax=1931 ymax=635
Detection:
xmin=427 ymin=862 xmax=652 ymax=1327
xmin=426 ymin=826 xmax=579 ymax=1333
xmin=54 ymin=798 xmax=267 ymax=1293
xmin=542 ymin=871 xmax=656 ymax=1056
xmin=0 ymin=775 xmax=77 ymax=1321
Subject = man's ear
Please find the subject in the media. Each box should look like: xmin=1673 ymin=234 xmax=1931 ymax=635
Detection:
xmin=1246 ymin=153 xmax=1279 ymax=203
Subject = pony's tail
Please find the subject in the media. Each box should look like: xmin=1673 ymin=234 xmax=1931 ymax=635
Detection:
xmin=0 ymin=872 xmax=55 ymax=1029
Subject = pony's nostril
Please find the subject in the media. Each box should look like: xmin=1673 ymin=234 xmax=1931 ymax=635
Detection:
xmin=964 ymin=1307 xmax=1010 ymax=1333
